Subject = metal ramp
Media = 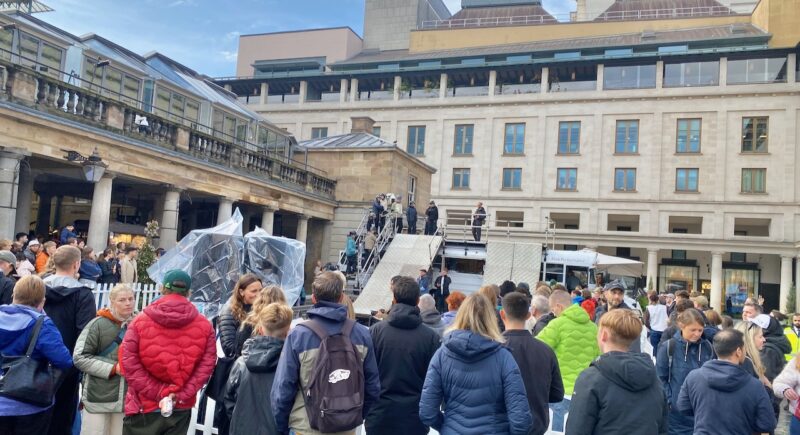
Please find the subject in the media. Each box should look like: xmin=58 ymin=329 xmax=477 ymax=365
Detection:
xmin=353 ymin=234 xmax=443 ymax=315
xmin=482 ymin=241 xmax=542 ymax=286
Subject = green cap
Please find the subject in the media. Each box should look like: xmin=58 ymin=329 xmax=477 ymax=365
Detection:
xmin=163 ymin=269 xmax=191 ymax=291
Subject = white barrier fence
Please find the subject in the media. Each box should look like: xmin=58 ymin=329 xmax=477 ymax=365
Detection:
xmin=92 ymin=282 xmax=161 ymax=310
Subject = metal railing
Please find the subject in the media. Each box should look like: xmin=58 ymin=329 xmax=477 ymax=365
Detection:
xmin=420 ymin=6 xmax=739 ymax=29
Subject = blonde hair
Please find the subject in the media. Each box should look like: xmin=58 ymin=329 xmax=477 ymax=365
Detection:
xmin=39 ymin=256 xmax=55 ymax=277
xmin=342 ymin=294 xmax=356 ymax=320
xmin=477 ymin=284 xmax=499 ymax=306
xmin=243 ymin=285 xmax=287 ymax=329
xmin=251 ymin=302 xmax=293 ymax=335
xmin=109 ymin=284 xmax=134 ymax=302
xmin=13 ymin=275 xmax=46 ymax=307
xmin=449 ymin=294 xmax=503 ymax=343
xmin=736 ymin=322 xmax=766 ymax=378
xmin=599 ymin=308 xmax=642 ymax=347
xmin=53 ymin=245 xmax=81 ymax=270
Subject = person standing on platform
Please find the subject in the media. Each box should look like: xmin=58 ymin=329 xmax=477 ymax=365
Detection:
xmin=406 ymin=202 xmax=418 ymax=234
xmin=424 ymin=201 xmax=438 ymax=235
xmin=471 ymin=202 xmax=487 ymax=242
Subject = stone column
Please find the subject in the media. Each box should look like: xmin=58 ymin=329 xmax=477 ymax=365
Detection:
xmin=339 ymin=79 xmax=348 ymax=103
xmin=719 ymin=57 xmax=728 ymax=86
xmin=87 ymin=175 xmax=114 ymax=253
xmin=321 ymin=220 xmax=333 ymax=263
xmin=14 ymin=160 xmax=33 ymax=235
xmin=159 ymin=188 xmax=181 ymax=250
xmin=788 ymin=53 xmax=797 ymax=83
xmin=711 ymin=251 xmax=723 ymax=312
xmin=298 ymin=80 xmax=308 ymax=105
xmin=0 ymin=150 xmax=25 ymax=240
xmin=795 ymin=255 xmax=800 ymax=313
xmin=781 ymin=255 xmax=793 ymax=313
xmin=655 ymin=60 xmax=664 ymax=88
xmin=647 ymin=249 xmax=658 ymax=291
xmin=35 ymin=193 xmax=52 ymax=237
xmin=439 ymin=73 xmax=447 ymax=99
xmin=261 ymin=207 xmax=276 ymax=234
xmin=488 ymin=70 xmax=497 ymax=97
xmin=596 ymin=64 xmax=604 ymax=91
xmin=393 ymin=75 xmax=401 ymax=101
xmin=541 ymin=67 xmax=549 ymax=93
xmin=217 ymin=198 xmax=234 ymax=225
xmin=349 ymin=78 xmax=359 ymax=102
xmin=259 ymin=82 xmax=269 ymax=105
xmin=296 ymin=215 xmax=309 ymax=244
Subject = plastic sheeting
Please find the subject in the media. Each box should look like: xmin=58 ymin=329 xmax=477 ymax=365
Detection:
xmin=147 ymin=209 xmax=306 ymax=318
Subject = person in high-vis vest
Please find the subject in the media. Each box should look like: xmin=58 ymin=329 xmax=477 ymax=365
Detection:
xmin=784 ymin=313 xmax=800 ymax=362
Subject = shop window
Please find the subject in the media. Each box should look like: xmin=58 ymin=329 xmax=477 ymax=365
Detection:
xmin=607 ymin=214 xmax=639 ymax=232
xmin=669 ymin=216 xmax=702 ymax=234
xmin=723 ymin=268 xmax=760 ymax=315
xmin=734 ymin=218 xmax=770 ymax=237
xmin=496 ymin=211 xmax=524 ymax=228
xmin=550 ymin=212 xmax=580 ymax=230
xmin=672 ymin=250 xmax=687 ymax=260
xmin=659 ymin=263 xmax=699 ymax=294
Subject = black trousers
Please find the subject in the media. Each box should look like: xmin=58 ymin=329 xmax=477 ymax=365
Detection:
xmin=472 ymin=225 xmax=482 ymax=241
xmin=424 ymin=220 xmax=436 ymax=235
xmin=122 ymin=410 xmax=191 ymax=435
xmin=0 ymin=408 xmax=54 ymax=435
xmin=408 ymin=221 xmax=417 ymax=234
xmin=395 ymin=218 xmax=403 ymax=234
xmin=48 ymin=370 xmax=79 ymax=435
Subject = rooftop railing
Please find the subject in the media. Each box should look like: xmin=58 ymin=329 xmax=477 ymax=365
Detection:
xmin=0 ymin=53 xmax=336 ymax=199
xmin=420 ymin=6 xmax=739 ymax=29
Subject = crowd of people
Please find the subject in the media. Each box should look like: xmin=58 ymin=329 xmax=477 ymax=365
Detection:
xmin=4 ymin=243 xmax=800 ymax=435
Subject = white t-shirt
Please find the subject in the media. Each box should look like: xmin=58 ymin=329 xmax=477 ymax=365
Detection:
xmin=647 ymin=304 xmax=668 ymax=332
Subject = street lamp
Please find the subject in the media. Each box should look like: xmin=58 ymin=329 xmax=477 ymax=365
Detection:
xmin=63 ymin=148 xmax=107 ymax=182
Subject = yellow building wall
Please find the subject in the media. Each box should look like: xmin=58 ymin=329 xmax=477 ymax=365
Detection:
xmin=409 ymin=15 xmax=751 ymax=52
xmin=751 ymin=0 xmax=800 ymax=49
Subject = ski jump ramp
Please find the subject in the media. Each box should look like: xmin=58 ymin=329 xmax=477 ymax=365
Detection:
xmin=353 ymin=234 xmax=443 ymax=316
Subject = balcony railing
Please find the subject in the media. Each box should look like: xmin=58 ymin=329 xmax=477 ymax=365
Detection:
xmin=0 ymin=57 xmax=336 ymax=199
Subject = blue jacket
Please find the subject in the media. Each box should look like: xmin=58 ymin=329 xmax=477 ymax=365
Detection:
xmin=656 ymin=330 xmax=715 ymax=410
xmin=677 ymin=360 xmax=776 ymax=435
xmin=419 ymin=330 xmax=532 ymax=435
xmin=270 ymin=301 xmax=380 ymax=435
xmin=0 ymin=304 xmax=73 ymax=416
xmin=59 ymin=227 xmax=77 ymax=245
xmin=406 ymin=206 xmax=417 ymax=223
xmin=79 ymin=259 xmax=102 ymax=282
xmin=345 ymin=238 xmax=357 ymax=256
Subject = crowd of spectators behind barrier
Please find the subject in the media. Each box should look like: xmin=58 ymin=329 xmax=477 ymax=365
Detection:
xmin=2 ymin=234 xmax=800 ymax=435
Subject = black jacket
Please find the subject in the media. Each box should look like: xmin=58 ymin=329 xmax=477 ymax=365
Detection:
xmin=434 ymin=275 xmax=451 ymax=296
xmin=366 ymin=303 xmax=441 ymax=435
xmin=762 ymin=317 xmax=790 ymax=382
xmin=425 ymin=205 xmax=438 ymax=222
xmin=676 ymin=360 xmax=776 ymax=435
xmin=44 ymin=284 xmax=96 ymax=353
xmin=218 ymin=304 xmax=252 ymax=358
xmin=223 ymin=336 xmax=283 ymax=435
xmin=407 ymin=206 xmax=418 ymax=223
xmin=0 ymin=275 xmax=14 ymax=305
xmin=531 ymin=312 xmax=555 ymax=337
xmin=503 ymin=330 xmax=564 ymax=435
xmin=97 ymin=259 xmax=116 ymax=284
xmin=567 ymin=351 xmax=667 ymax=435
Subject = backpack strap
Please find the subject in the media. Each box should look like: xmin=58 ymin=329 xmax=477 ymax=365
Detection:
xmin=667 ymin=338 xmax=675 ymax=384
xmin=98 ymin=325 xmax=126 ymax=358
xmin=25 ymin=315 xmax=46 ymax=357
xmin=341 ymin=319 xmax=356 ymax=337
xmin=300 ymin=319 xmax=330 ymax=340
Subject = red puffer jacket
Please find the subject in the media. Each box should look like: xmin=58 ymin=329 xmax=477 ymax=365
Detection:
xmin=120 ymin=293 xmax=216 ymax=415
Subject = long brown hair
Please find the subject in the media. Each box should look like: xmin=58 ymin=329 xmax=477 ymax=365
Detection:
xmin=243 ymin=285 xmax=287 ymax=329
xmin=229 ymin=273 xmax=262 ymax=323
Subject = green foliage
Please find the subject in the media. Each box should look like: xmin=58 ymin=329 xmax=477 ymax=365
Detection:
xmin=136 ymin=220 xmax=160 ymax=285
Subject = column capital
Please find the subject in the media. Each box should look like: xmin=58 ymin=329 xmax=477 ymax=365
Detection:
xmin=711 ymin=251 xmax=726 ymax=257
xmin=297 ymin=214 xmax=310 ymax=221
xmin=161 ymin=183 xmax=184 ymax=193
xmin=262 ymin=205 xmax=278 ymax=212
xmin=781 ymin=254 xmax=794 ymax=261
xmin=0 ymin=147 xmax=31 ymax=160
xmin=647 ymin=248 xmax=659 ymax=254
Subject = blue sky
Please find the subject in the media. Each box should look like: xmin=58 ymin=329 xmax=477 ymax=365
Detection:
xmin=42 ymin=0 xmax=575 ymax=77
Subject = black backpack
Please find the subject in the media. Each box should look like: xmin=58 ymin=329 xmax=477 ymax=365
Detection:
xmin=300 ymin=319 xmax=365 ymax=433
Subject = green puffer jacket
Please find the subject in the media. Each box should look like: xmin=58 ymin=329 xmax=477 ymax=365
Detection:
xmin=73 ymin=309 xmax=129 ymax=413
xmin=536 ymin=304 xmax=600 ymax=395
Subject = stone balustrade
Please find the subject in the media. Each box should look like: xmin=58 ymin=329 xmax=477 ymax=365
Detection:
xmin=0 ymin=60 xmax=336 ymax=199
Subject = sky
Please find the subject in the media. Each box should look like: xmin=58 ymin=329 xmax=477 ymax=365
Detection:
xmin=40 ymin=0 xmax=576 ymax=78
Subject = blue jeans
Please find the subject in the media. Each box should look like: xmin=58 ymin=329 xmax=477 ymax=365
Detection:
xmin=550 ymin=397 xmax=571 ymax=432
xmin=649 ymin=331 xmax=663 ymax=356
xmin=791 ymin=415 xmax=800 ymax=435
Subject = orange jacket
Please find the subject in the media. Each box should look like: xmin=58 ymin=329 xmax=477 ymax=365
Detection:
xmin=35 ymin=252 xmax=49 ymax=273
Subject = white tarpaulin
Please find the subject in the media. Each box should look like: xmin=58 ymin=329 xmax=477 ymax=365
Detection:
xmin=589 ymin=249 xmax=644 ymax=277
